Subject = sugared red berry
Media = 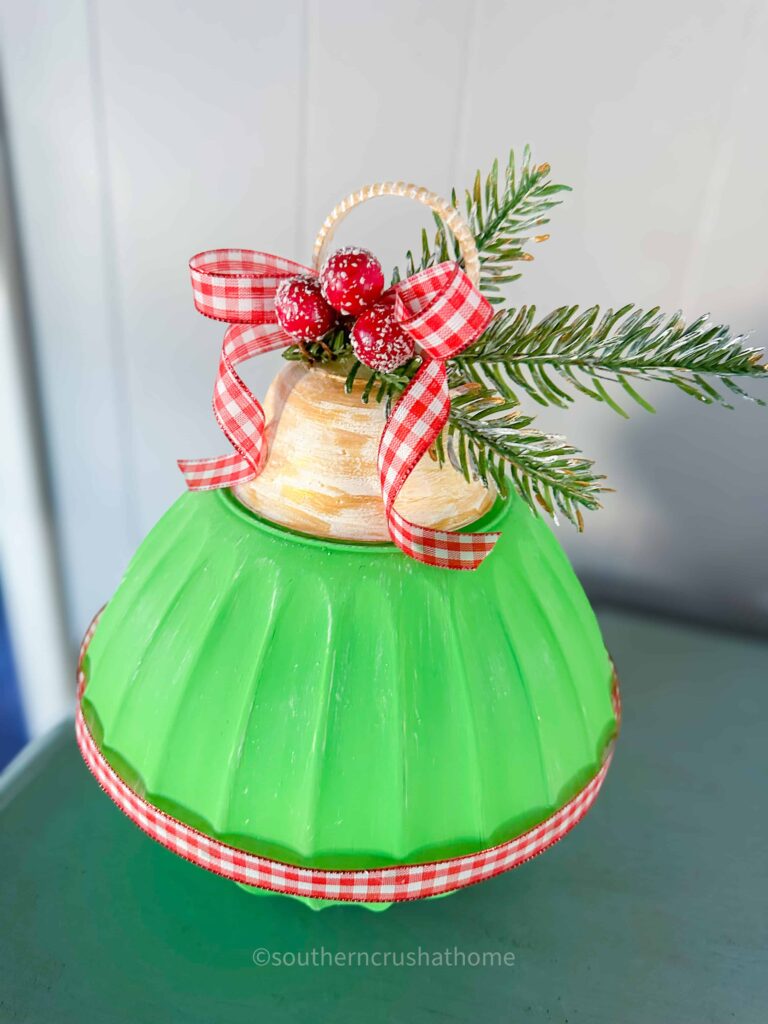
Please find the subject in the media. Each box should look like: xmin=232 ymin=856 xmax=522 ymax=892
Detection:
xmin=275 ymin=275 xmax=337 ymax=341
xmin=320 ymin=246 xmax=385 ymax=316
xmin=351 ymin=302 xmax=415 ymax=372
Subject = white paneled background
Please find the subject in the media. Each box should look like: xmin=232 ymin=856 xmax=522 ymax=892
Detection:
xmin=2 ymin=0 xmax=767 ymax=654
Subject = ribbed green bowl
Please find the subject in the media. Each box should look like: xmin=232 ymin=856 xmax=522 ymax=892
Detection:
xmin=81 ymin=488 xmax=616 ymax=904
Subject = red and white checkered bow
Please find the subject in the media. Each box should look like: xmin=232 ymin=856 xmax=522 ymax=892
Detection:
xmin=179 ymin=251 xmax=500 ymax=570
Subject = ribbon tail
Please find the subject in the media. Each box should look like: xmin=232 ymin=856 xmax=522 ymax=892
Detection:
xmin=386 ymin=506 xmax=500 ymax=571
xmin=177 ymin=453 xmax=255 ymax=491
xmin=179 ymin=323 xmax=285 ymax=491
xmin=378 ymin=360 xmax=500 ymax=570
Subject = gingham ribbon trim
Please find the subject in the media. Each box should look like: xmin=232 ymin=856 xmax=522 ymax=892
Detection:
xmin=178 ymin=249 xmax=311 ymax=490
xmin=76 ymin=610 xmax=620 ymax=903
xmin=393 ymin=262 xmax=491 ymax=359
xmin=180 ymin=250 xmax=498 ymax=568
xmin=188 ymin=248 xmax=311 ymax=324
xmin=379 ymin=264 xmax=497 ymax=569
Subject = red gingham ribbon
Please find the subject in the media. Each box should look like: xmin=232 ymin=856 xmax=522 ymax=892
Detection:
xmin=76 ymin=610 xmax=620 ymax=903
xmin=379 ymin=264 xmax=497 ymax=569
xmin=180 ymin=252 xmax=497 ymax=568
xmin=178 ymin=249 xmax=311 ymax=489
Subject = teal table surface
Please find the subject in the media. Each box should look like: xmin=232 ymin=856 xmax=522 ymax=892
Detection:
xmin=1 ymin=608 xmax=766 ymax=1024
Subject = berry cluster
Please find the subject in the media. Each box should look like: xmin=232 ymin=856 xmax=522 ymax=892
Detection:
xmin=274 ymin=247 xmax=414 ymax=373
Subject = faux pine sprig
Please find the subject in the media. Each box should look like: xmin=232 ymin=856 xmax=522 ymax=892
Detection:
xmin=453 ymin=304 xmax=766 ymax=416
xmin=438 ymin=386 xmax=605 ymax=528
xmin=394 ymin=147 xmax=567 ymax=300
xmin=284 ymin=149 xmax=766 ymax=529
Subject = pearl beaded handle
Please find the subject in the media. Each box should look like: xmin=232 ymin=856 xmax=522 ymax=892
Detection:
xmin=312 ymin=181 xmax=481 ymax=290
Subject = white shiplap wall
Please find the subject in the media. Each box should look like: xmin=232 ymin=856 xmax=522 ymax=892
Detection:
xmin=2 ymin=0 xmax=767 ymax=642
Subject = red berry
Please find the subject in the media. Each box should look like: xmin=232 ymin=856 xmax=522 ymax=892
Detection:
xmin=320 ymin=246 xmax=385 ymax=316
xmin=351 ymin=302 xmax=415 ymax=372
xmin=275 ymin=275 xmax=337 ymax=341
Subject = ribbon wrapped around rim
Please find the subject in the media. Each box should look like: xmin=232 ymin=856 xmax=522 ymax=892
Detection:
xmin=178 ymin=249 xmax=499 ymax=570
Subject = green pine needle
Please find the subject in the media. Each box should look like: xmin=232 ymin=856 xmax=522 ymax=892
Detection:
xmin=443 ymin=386 xmax=607 ymax=529
xmin=282 ymin=325 xmax=351 ymax=365
xmin=394 ymin=146 xmax=570 ymax=301
xmin=453 ymin=304 xmax=767 ymax=412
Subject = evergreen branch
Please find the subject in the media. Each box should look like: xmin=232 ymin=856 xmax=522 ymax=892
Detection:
xmin=453 ymin=305 xmax=767 ymax=413
xmin=394 ymin=147 xmax=570 ymax=301
xmin=443 ymin=386 xmax=607 ymax=528
xmin=339 ymin=362 xmax=606 ymax=528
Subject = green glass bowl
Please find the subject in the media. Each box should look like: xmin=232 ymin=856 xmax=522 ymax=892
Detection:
xmin=81 ymin=488 xmax=616 ymax=907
